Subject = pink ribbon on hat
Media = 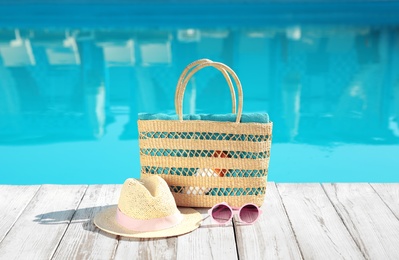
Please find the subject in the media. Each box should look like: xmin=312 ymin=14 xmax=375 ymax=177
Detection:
xmin=116 ymin=208 xmax=184 ymax=232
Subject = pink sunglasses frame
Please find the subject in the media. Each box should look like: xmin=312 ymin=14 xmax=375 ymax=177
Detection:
xmin=208 ymin=202 xmax=263 ymax=224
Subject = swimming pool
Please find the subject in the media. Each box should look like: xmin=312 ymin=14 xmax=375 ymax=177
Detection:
xmin=1 ymin=3 xmax=399 ymax=184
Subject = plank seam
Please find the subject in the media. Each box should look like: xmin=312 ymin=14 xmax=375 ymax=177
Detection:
xmin=0 ymin=185 xmax=42 ymax=245
xmin=231 ymin=219 xmax=241 ymax=260
xmin=320 ymin=183 xmax=368 ymax=260
xmin=111 ymin=235 xmax=121 ymax=260
xmin=369 ymin=183 xmax=399 ymax=221
xmin=50 ymin=185 xmax=89 ymax=260
xmin=275 ymin=183 xmax=305 ymax=260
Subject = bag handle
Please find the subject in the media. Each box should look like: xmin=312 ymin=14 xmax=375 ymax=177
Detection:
xmin=176 ymin=61 xmax=243 ymax=123
xmin=175 ymin=59 xmax=237 ymax=118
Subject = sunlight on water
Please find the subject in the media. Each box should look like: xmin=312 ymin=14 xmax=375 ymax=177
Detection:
xmin=0 ymin=26 xmax=398 ymax=183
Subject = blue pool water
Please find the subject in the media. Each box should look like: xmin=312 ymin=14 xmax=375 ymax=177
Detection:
xmin=1 ymin=16 xmax=399 ymax=183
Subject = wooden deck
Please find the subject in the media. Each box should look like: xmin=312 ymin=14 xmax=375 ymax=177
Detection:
xmin=0 ymin=183 xmax=398 ymax=259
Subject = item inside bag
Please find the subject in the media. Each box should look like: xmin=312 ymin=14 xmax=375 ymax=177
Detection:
xmin=212 ymin=150 xmax=230 ymax=177
xmin=185 ymin=150 xmax=230 ymax=195
xmin=185 ymin=168 xmax=218 ymax=195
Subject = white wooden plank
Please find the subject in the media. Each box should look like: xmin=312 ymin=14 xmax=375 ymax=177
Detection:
xmin=52 ymin=185 xmax=121 ymax=260
xmin=323 ymin=183 xmax=399 ymax=260
xmin=0 ymin=185 xmax=87 ymax=260
xmin=370 ymin=183 xmax=399 ymax=219
xmin=176 ymin=207 xmax=237 ymax=260
xmin=114 ymin=237 xmax=178 ymax=260
xmin=114 ymin=208 xmax=238 ymax=260
xmin=277 ymin=183 xmax=364 ymax=260
xmin=233 ymin=182 xmax=302 ymax=260
xmin=0 ymin=185 xmax=40 ymax=243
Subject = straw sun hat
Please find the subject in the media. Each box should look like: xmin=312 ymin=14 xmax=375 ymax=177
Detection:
xmin=94 ymin=175 xmax=202 ymax=238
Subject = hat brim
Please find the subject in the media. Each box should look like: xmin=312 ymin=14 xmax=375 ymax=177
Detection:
xmin=94 ymin=206 xmax=202 ymax=238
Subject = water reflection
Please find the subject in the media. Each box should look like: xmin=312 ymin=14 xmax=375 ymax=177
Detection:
xmin=1 ymin=27 xmax=399 ymax=145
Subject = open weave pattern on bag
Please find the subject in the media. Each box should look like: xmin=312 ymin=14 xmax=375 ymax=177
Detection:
xmin=142 ymin=173 xmax=267 ymax=196
xmin=140 ymin=132 xmax=270 ymax=142
xmin=138 ymin=120 xmax=272 ymax=207
xmin=141 ymin=166 xmax=268 ymax=177
xmin=140 ymin=149 xmax=269 ymax=159
xmin=170 ymin=186 xmax=265 ymax=196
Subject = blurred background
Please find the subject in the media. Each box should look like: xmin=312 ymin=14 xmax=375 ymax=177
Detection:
xmin=0 ymin=0 xmax=399 ymax=184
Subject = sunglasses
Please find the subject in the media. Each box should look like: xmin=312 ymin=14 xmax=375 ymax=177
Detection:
xmin=208 ymin=202 xmax=262 ymax=224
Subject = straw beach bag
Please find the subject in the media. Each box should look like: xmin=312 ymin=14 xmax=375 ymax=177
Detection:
xmin=138 ymin=59 xmax=272 ymax=207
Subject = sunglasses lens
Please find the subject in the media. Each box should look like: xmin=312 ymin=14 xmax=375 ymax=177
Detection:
xmin=212 ymin=204 xmax=232 ymax=223
xmin=239 ymin=204 xmax=260 ymax=223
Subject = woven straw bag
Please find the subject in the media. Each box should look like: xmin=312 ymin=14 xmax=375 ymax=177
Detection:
xmin=138 ymin=59 xmax=273 ymax=208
